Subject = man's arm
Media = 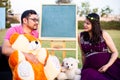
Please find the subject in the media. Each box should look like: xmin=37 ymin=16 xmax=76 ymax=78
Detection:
xmin=2 ymin=39 xmax=15 ymax=56
xmin=2 ymin=39 xmax=39 ymax=64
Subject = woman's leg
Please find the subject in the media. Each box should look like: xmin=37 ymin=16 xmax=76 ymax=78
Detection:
xmin=81 ymin=68 xmax=110 ymax=80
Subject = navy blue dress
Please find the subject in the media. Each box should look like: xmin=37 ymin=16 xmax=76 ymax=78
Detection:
xmin=79 ymin=32 xmax=120 ymax=80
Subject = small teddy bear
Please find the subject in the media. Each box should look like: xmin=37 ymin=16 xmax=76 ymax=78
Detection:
xmin=57 ymin=57 xmax=81 ymax=80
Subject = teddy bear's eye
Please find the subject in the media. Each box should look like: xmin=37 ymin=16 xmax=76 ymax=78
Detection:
xmin=66 ymin=63 xmax=68 ymax=65
xmin=35 ymin=41 xmax=38 ymax=44
xmin=71 ymin=64 xmax=73 ymax=66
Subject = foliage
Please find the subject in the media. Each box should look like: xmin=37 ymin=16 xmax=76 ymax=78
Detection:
xmin=0 ymin=29 xmax=120 ymax=68
xmin=78 ymin=21 xmax=120 ymax=30
xmin=100 ymin=21 xmax=120 ymax=30
xmin=78 ymin=21 xmax=84 ymax=29
xmin=6 ymin=22 xmax=11 ymax=28
xmin=0 ymin=0 xmax=4 ymax=6
xmin=78 ymin=2 xmax=91 ymax=16
xmin=92 ymin=8 xmax=98 ymax=13
xmin=77 ymin=1 xmax=112 ymax=17
xmin=0 ymin=0 xmax=12 ymax=28
xmin=6 ymin=16 xmax=20 ymax=28
xmin=100 ymin=6 xmax=112 ymax=17
xmin=56 ymin=0 xmax=72 ymax=4
xmin=0 ymin=0 xmax=11 ymax=13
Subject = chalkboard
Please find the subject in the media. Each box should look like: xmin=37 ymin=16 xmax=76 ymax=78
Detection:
xmin=40 ymin=4 xmax=76 ymax=38
xmin=0 ymin=7 xmax=6 ymax=30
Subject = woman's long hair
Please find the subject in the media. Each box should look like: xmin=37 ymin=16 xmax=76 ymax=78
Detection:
xmin=83 ymin=13 xmax=102 ymax=44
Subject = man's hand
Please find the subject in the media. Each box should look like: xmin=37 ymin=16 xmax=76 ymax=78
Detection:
xmin=23 ymin=52 xmax=39 ymax=64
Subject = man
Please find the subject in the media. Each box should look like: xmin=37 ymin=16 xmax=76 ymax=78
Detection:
xmin=2 ymin=10 xmax=39 ymax=63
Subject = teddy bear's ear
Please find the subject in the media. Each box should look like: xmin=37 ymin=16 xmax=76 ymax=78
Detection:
xmin=38 ymin=39 xmax=42 ymax=44
xmin=61 ymin=62 xmax=64 ymax=66
xmin=9 ymin=33 xmax=19 ymax=44
xmin=63 ymin=58 xmax=67 ymax=62
xmin=76 ymin=59 xmax=79 ymax=63
xmin=24 ymin=34 xmax=37 ymax=42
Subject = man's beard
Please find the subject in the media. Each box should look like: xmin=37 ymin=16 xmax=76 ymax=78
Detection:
xmin=33 ymin=28 xmax=37 ymax=30
xmin=32 ymin=25 xmax=38 ymax=30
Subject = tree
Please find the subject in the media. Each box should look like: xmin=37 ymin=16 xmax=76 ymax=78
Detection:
xmin=77 ymin=1 xmax=112 ymax=17
xmin=56 ymin=0 xmax=72 ymax=4
xmin=78 ymin=2 xmax=91 ymax=16
xmin=100 ymin=6 xmax=112 ymax=17
xmin=0 ymin=0 xmax=11 ymax=12
xmin=0 ymin=0 xmax=5 ymax=6
xmin=0 ymin=0 xmax=13 ymax=28
xmin=92 ymin=8 xmax=98 ymax=13
xmin=0 ymin=0 xmax=12 ymax=15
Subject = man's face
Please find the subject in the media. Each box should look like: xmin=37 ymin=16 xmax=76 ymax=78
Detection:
xmin=25 ymin=14 xmax=39 ymax=30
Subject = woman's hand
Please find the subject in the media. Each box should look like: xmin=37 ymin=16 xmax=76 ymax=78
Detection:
xmin=98 ymin=64 xmax=110 ymax=73
xmin=23 ymin=52 xmax=39 ymax=64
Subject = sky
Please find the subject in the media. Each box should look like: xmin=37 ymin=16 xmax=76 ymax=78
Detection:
xmin=10 ymin=0 xmax=120 ymax=15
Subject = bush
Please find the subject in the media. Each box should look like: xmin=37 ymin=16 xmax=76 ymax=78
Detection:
xmin=100 ymin=21 xmax=120 ymax=30
xmin=6 ymin=23 xmax=11 ymax=28
xmin=78 ymin=21 xmax=84 ymax=29
xmin=78 ymin=21 xmax=120 ymax=30
xmin=6 ymin=16 xmax=20 ymax=28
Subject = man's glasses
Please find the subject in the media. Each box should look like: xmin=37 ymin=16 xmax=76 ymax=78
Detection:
xmin=28 ymin=18 xmax=39 ymax=22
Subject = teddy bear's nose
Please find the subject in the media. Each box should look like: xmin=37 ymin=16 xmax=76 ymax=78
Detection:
xmin=35 ymin=41 xmax=38 ymax=44
xmin=67 ymin=66 xmax=69 ymax=69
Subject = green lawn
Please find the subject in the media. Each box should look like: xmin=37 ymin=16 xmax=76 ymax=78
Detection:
xmin=0 ymin=29 xmax=120 ymax=68
xmin=78 ymin=30 xmax=120 ymax=57
xmin=0 ymin=29 xmax=6 ymax=45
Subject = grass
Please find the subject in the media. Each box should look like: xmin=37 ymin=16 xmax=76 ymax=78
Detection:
xmin=0 ymin=29 xmax=6 ymax=45
xmin=78 ymin=21 xmax=120 ymax=30
xmin=78 ymin=29 xmax=120 ymax=56
xmin=0 ymin=29 xmax=120 ymax=68
xmin=107 ymin=30 xmax=120 ymax=55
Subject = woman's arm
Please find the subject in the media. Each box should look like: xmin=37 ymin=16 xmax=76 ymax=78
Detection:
xmin=103 ymin=31 xmax=118 ymax=67
xmin=78 ymin=33 xmax=86 ymax=66
xmin=98 ymin=31 xmax=119 ymax=72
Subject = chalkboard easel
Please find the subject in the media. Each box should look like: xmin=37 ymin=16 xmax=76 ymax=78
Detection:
xmin=39 ymin=4 xmax=78 ymax=59
xmin=0 ymin=7 xmax=6 ymax=30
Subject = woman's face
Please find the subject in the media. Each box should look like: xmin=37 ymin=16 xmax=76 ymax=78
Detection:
xmin=83 ymin=19 xmax=92 ymax=32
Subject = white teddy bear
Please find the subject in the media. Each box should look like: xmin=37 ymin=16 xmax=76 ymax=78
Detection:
xmin=57 ymin=57 xmax=81 ymax=80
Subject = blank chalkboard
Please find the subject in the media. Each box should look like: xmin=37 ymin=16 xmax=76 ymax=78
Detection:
xmin=40 ymin=4 xmax=76 ymax=38
xmin=0 ymin=7 xmax=6 ymax=30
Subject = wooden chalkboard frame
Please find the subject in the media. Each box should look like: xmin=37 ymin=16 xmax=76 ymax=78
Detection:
xmin=39 ymin=4 xmax=77 ymax=39
xmin=0 ymin=7 xmax=6 ymax=30
xmin=39 ymin=4 xmax=78 ymax=59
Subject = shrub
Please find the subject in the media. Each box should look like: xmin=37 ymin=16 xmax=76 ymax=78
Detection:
xmin=100 ymin=21 xmax=120 ymax=30
xmin=6 ymin=23 xmax=11 ymax=28
xmin=78 ymin=21 xmax=120 ymax=30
